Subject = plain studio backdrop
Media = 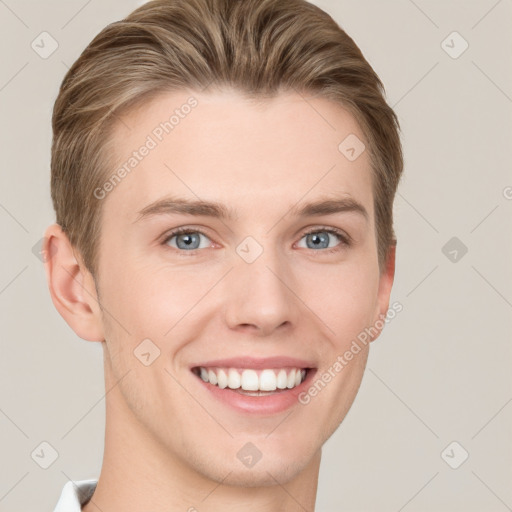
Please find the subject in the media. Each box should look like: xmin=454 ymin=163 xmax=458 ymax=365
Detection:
xmin=1 ymin=1 xmax=511 ymax=510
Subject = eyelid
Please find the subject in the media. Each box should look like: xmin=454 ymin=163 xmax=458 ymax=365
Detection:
xmin=299 ymin=225 xmax=351 ymax=244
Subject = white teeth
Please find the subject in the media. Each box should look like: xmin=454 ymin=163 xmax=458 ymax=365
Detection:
xmin=286 ymin=369 xmax=296 ymax=389
xmin=276 ymin=369 xmax=288 ymax=389
xmin=196 ymin=366 xmax=308 ymax=391
xmin=217 ymin=369 xmax=228 ymax=389
xmin=228 ymin=368 xmax=241 ymax=389
xmin=259 ymin=369 xmax=277 ymax=391
xmin=241 ymin=369 xmax=259 ymax=391
xmin=208 ymin=369 xmax=218 ymax=385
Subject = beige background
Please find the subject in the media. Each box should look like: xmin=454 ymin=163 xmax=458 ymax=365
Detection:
xmin=1 ymin=0 xmax=511 ymax=510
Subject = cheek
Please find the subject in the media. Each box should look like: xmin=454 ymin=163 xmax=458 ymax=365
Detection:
xmin=100 ymin=263 xmax=226 ymax=379
xmin=102 ymin=259 xmax=205 ymax=331
xmin=306 ymin=261 xmax=380 ymax=345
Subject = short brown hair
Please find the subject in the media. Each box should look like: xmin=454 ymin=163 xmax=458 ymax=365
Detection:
xmin=50 ymin=0 xmax=403 ymax=277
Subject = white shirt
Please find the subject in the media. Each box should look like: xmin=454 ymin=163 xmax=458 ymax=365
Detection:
xmin=53 ymin=479 xmax=98 ymax=511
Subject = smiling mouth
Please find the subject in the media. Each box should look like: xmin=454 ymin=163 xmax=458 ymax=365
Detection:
xmin=191 ymin=366 xmax=311 ymax=395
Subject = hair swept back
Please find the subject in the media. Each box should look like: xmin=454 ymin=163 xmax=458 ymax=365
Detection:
xmin=51 ymin=0 xmax=403 ymax=277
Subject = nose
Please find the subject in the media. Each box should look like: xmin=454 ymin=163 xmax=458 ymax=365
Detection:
xmin=223 ymin=243 xmax=298 ymax=337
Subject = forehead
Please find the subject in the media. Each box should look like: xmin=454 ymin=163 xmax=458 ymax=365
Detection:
xmin=102 ymin=88 xmax=373 ymax=223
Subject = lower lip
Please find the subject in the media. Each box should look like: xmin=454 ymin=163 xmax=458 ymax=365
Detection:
xmin=193 ymin=370 xmax=316 ymax=415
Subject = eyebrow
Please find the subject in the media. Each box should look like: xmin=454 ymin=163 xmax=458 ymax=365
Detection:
xmin=133 ymin=195 xmax=368 ymax=223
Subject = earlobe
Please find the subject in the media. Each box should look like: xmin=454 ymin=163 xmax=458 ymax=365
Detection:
xmin=42 ymin=223 xmax=105 ymax=342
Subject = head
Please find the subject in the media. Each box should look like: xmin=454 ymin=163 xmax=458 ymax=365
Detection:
xmin=45 ymin=0 xmax=403 ymax=490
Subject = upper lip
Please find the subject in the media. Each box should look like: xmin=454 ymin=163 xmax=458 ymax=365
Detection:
xmin=190 ymin=356 xmax=316 ymax=370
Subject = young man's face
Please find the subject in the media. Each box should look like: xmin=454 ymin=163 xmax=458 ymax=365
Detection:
xmin=57 ymin=88 xmax=394 ymax=486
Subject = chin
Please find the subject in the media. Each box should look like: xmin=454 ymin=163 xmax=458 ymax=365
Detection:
xmin=218 ymin=461 xmax=308 ymax=488
xmin=189 ymin=443 xmax=319 ymax=488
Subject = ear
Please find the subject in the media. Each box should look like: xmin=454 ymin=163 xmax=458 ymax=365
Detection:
xmin=42 ymin=223 xmax=105 ymax=342
xmin=370 ymin=242 xmax=396 ymax=342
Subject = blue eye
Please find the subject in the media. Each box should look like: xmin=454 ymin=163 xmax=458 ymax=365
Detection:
xmin=163 ymin=228 xmax=211 ymax=251
xmin=297 ymin=228 xmax=350 ymax=252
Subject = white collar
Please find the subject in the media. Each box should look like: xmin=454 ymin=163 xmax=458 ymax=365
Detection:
xmin=54 ymin=479 xmax=98 ymax=512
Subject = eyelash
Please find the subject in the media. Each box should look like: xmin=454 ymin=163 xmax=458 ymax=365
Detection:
xmin=161 ymin=226 xmax=351 ymax=256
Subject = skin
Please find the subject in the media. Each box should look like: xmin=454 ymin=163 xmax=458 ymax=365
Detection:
xmin=44 ymin=87 xmax=395 ymax=511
